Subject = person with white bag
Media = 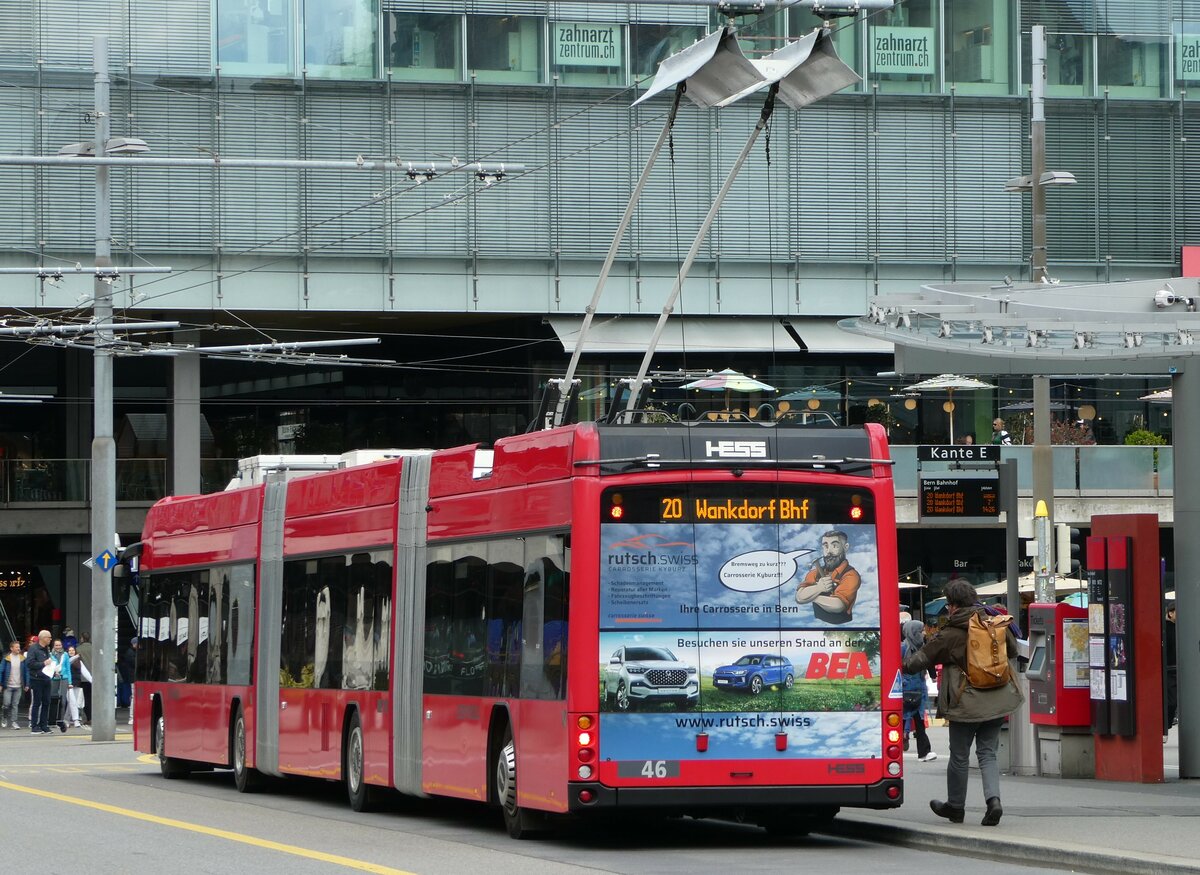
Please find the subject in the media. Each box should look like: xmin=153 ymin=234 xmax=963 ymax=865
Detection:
xmin=66 ymin=645 xmax=90 ymax=728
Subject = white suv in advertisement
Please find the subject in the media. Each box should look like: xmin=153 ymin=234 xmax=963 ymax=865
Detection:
xmin=603 ymin=645 xmax=699 ymax=711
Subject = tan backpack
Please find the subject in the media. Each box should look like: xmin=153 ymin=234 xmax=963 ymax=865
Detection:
xmin=965 ymin=612 xmax=1013 ymax=689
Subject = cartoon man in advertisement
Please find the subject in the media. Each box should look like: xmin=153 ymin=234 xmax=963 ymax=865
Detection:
xmin=794 ymin=530 xmax=861 ymax=625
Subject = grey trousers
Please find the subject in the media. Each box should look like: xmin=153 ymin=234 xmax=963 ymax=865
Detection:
xmin=947 ymin=717 xmax=1004 ymax=807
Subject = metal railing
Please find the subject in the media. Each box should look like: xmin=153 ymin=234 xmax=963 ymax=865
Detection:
xmin=892 ymin=445 xmax=1174 ymax=496
xmin=0 ymin=458 xmax=239 ymax=503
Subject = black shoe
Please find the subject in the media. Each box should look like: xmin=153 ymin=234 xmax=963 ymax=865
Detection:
xmin=57 ymin=721 xmax=67 ymax=733
xmin=929 ymin=800 xmax=965 ymax=823
xmin=903 ymin=735 xmax=910 ymax=752
xmin=982 ymin=797 xmax=1003 ymax=826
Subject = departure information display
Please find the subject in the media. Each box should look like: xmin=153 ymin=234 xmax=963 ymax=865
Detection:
xmin=919 ymin=475 xmax=999 ymax=519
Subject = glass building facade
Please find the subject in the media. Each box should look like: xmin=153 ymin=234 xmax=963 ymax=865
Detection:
xmin=3 ymin=0 xmax=1194 ymax=652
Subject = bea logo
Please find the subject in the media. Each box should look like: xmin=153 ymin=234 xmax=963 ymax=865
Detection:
xmin=704 ymin=440 xmax=767 ymax=459
xmin=805 ymin=652 xmax=872 ymax=680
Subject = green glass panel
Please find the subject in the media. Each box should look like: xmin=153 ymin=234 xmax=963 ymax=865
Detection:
xmin=468 ymin=15 xmax=544 ymax=85
xmin=217 ymin=0 xmax=295 ymax=77
xmin=630 ymin=23 xmax=703 ymax=83
xmin=552 ymin=20 xmax=624 ymax=87
xmin=946 ymin=0 xmax=1013 ymax=96
xmin=868 ymin=0 xmax=938 ymax=94
xmin=386 ymin=12 xmax=461 ymax=82
xmin=304 ymin=0 xmax=377 ymax=80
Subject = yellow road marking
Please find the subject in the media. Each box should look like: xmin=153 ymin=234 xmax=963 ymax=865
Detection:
xmin=0 ymin=779 xmax=419 ymax=875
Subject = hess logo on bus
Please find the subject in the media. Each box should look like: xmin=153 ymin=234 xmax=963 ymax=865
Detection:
xmin=704 ymin=440 xmax=767 ymax=459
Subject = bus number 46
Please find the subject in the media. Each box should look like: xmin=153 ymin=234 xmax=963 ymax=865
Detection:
xmin=642 ymin=760 xmax=668 ymax=778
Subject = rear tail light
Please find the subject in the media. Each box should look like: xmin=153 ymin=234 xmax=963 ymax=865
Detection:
xmin=887 ymin=729 xmax=901 ymax=743
xmin=573 ymin=714 xmax=597 ymax=779
xmin=887 ymin=745 xmax=900 ymax=759
xmin=887 ymin=785 xmax=901 ymax=799
xmin=886 ymin=713 xmax=901 ymax=728
xmin=887 ymin=762 xmax=901 ymax=776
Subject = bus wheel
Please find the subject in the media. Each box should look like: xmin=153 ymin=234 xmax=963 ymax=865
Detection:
xmin=345 ymin=712 xmax=375 ymax=812
xmin=749 ymin=675 xmax=764 ymax=696
xmin=156 ymin=714 xmax=190 ymax=780
xmin=232 ymin=708 xmax=263 ymax=793
xmin=496 ymin=727 xmax=544 ymax=839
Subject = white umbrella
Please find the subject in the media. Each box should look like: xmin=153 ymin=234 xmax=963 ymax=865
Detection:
xmin=1141 ymin=388 xmax=1172 ymax=403
xmin=682 ymin=368 xmax=775 ymax=410
xmin=903 ymin=374 xmax=997 ymax=443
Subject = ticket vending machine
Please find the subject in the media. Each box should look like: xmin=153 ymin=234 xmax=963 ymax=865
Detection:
xmin=1027 ymin=602 xmax=1093 ymax=777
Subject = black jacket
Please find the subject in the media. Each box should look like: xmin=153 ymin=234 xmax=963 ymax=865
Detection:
xmin=26 ymin=642 xmax=50 ymax=677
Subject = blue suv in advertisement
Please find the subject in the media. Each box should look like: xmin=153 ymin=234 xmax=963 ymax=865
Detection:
xmin=712 ymin=654 xmax=794 ymax=695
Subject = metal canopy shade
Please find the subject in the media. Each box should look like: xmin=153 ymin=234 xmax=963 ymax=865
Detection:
xmin=633 ymin=26 xmax=762 ymax=108
xmin=717 ymin=27 xmax=860 ymax=109
xmin=682 ymin=368 xmax=775 ymax=392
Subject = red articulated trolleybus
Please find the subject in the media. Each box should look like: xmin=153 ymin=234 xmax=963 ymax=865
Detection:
xmin=130 ymin=422 xmax=904 ymax=837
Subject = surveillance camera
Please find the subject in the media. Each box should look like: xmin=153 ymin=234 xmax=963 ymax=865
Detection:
xmin=1155 ymin=289 xmax=1177 ymax=309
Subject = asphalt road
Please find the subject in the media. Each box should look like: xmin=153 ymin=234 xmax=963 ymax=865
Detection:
xmin=0 ymin=731 xmax=1065 ymax=874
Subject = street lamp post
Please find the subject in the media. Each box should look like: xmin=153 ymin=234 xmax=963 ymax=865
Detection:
xmin=90 ymin=35 xmax=119 ymax=742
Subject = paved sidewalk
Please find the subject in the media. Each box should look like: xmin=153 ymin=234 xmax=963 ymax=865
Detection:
xmin=825 ymin=725 xmax=1200 ymax=874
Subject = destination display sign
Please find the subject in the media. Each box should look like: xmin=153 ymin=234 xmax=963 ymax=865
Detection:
xmin=917 ymin=444 xmax=1000 ymax=462
xmin=603 ymin=483 xmax=876 ymax=525
xmin=919 ymin=475 xmax=999 ymax=520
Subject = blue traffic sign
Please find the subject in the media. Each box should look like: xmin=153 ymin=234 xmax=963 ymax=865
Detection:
xmin=94 ymin=549 xmax=118 ymax=572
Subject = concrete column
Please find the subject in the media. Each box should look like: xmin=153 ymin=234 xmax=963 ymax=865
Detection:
xmin=1173 ymin=367 xmax=1200 ymax=777
xmin=171 ymin=349 xmax=201 ymax=496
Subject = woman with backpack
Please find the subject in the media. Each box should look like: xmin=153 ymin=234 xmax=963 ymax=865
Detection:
xmin=902 ymin=580 xmax=1023 ymax=827
xmin=900 ymin=620 xmax=937 ymax=762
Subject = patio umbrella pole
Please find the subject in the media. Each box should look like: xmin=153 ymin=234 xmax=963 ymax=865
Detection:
xmin=550 ymin=85 xmax=684 ymax=429
xmin=948 ymin=388 xmax=955 ymax=444
xmin=624 ymin=84 xmax=780 ymax=420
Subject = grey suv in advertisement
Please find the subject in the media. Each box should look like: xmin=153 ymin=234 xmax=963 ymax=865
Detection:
xmin=603 ymin=645 xmax=699 ymax=711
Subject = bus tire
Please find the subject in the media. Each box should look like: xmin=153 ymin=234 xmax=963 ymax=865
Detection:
xmin=155 ymin=714 xmax=191 ymax=780
xmin=345 ymin=712 xmax=375 ymax=812
xmin=496 ymin=726 xmax=545 ymax=839
xmin=232 ymin=707 xmax=263 ymax=793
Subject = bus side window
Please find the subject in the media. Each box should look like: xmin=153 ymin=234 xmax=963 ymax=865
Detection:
xmin=520 ymin=535 xmax=570 ymax=701
xmin=519 ymin=559 xmax=546 ymax=699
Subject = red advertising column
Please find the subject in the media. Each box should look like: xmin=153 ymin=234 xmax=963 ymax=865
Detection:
xmin=1090 ymin=514 xmax=1164 ymax=783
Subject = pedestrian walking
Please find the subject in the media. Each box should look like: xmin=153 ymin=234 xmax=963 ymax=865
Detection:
xmin=117 ymin=637 xmax=136 ymax=709
xmin=901 ymin=580 xmax=1023 ymax=826
xmin=48 ymin=639 xmax=72 ymax=733
xmin=76 ymin=632 xmax=93 ymax=724
xmin=25 ymin=630 xmax=53 ymax=734
xmin=901 ymin=619 xmax=937 ymax=762
xmin=66 ymin=645 xmax=89 ymax=728
xmin=1 ymin=639 xmax=28 ymax=729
